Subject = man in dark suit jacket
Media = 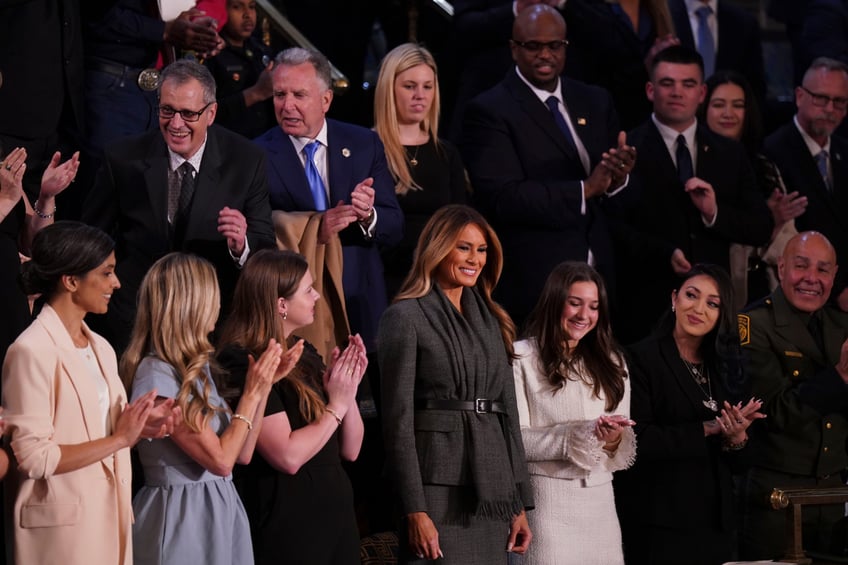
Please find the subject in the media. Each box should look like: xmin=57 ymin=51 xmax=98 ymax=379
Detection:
xmin=669 ymin=0 xmax=766 ymax=103
xmin=83 ymin=60 xmax=275 ymax=351
xmin=461 ymin=4 xmax=635 ymax=325
xmin=254 ymin=47 xmax=403 ymax=349
xmin=738 ymin=231 xmax=848 ymax=559
xmin=611 ymin=45 xmax=771 ymax=343
xmin=763 ymin=57 xmax=848 ymax=308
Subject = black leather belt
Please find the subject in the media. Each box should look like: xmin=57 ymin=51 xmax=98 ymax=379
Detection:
xmin=86 ymin=58 xmax=160 ymax=91
xmin=416 ymin=398 xmax=506 ymax=414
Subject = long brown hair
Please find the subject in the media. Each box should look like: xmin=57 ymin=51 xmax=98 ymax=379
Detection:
xmin=217 ymin=249 xmax=325 ymax=422
xmin=396 ymin=204 xmax=516 ymax=358
xmin=121 ymin=253 xmax=224 ymax=432
xmin=523 ymin=262 xmax=626 ymax=411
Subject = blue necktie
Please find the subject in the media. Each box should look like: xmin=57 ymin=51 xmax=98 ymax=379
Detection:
xmin=816 ymin=150 xmax=831 ymax=192
xmin=676 ymin=134 xmax=694 ymax=183
xmin=695 ymin=5 xmax=715 ymax=78
xmin=303 ymin=141 xmax=328 ymax=211
xmin=545 ymin=96 xmax=577 ymax=151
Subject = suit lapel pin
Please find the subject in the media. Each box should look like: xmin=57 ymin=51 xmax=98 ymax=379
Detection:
xmin=703 ymin=145 xmax=709 ymax=152
xmin=836 ymin=152 xmax=842 ymax=161
xmin=577 ymin=118 xmax=587 ymax=126
xmin=342 ymin=148 xmax=351 ymax=158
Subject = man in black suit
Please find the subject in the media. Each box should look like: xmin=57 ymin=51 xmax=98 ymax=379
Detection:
xmin=83 ymin=60 xmax=274 ymax=351
xmin=460 ymin=3 xmax=635 ymax=325
xmin=611 ymin=45 xmax=772 ymax=343
xmin=763 ymin=57 xmax=848 ymax=309
xmin=668 ymin=0 xmax=766 ymax=104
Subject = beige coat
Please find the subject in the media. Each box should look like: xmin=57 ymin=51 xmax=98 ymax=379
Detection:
xmin=1 ymin=305 xmax=133 ymax=565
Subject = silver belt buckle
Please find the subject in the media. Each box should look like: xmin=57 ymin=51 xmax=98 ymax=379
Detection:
xmin=137 ymin=68 xmax=161 ymax=91
xmin=475 ymin=398 xmax=488 ymax=414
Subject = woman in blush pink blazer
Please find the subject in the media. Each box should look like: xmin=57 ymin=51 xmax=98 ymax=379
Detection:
xmin=1 ymin=222 xmax=169 ymax=565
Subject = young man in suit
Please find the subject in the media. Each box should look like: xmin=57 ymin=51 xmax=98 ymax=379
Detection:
xmin=762 ymin=57 xmax=848 ymax=310
xmin=611 ymin=45 xmax=771 ymax=344
xmin=254 ymin=47 xmax=403 ymax=350
xmin=83 ymin=60 xmax=275 ymax=352
xmin=738 ymin=231 xmax=848 ymax=559
xmin=460 ymin=3 xmax=635 ymax=326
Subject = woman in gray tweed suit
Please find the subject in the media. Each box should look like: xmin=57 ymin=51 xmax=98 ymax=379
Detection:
xmin=378 ymin=205 xmax=534 ymax=564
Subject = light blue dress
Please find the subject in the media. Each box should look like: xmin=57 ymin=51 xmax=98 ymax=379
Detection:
xmin=130 ymin=356 xmax=254 ymax=565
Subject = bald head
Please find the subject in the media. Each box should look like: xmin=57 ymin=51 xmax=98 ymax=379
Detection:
xmin=511 ymin=5 xmax=567 ymax=92
xmin=778 ymin=231 xmax=838 ymax=312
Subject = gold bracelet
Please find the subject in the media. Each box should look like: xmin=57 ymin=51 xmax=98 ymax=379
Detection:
xmin=231 ymin=413 xmax=253 ymax=430
xmin=325 ymin=407 xmax=342 ymax=426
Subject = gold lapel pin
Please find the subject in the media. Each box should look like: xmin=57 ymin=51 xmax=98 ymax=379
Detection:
xmin=577 ymin=118 xmax=587 ymax=126
xmin=342 ymin=148 xmax=351 ymax=158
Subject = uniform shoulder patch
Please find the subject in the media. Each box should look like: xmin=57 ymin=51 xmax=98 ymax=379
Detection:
xmin=738 ymin=313 xmax=751 ymax=345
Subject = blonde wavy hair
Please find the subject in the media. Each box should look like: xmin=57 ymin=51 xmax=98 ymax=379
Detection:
xmin=217 ymin=249 xmax=326 ymax=423
xmin=396 ymin=204 xmax=516 ymax=358
xmin=374 ymin=43 xmax=442 ymax=195
xmin=121 ymin=253 xmax=223 ymax=433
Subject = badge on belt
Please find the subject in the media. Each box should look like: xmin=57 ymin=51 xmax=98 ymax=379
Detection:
xmin=137 ymin=68 xmax=161 ymax=91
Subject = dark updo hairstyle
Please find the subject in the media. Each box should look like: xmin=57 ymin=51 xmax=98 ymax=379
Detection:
xmin=20 ymin=221 xmax=115 ymax=300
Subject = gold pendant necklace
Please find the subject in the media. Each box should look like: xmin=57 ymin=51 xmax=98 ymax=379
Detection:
xmin=407 ymin=144 xmax=421 ymax=167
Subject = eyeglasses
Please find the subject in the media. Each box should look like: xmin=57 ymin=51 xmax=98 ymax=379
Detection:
xmin=800 ymin=86 xmax=848 ymax=111
xmin=158 ymin=102 xmax=214 ymax=122
xmin=511 ymin=39 xmax=568 ymax=53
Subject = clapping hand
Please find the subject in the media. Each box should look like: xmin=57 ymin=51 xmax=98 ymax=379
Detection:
xmin=709 ymin=398 xmax=766 ymax=444
xmin=275 ymin=339 xmax=305 ymax=382
xmin=595 ymin=414 xmax=635 ymax=450
xmin=40 ymin=151 xmax=80 ymax=199
xmin=0 ymin=147 xmax=26 ymax=207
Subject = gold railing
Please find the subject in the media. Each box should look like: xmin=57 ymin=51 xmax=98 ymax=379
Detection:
xmin=253 ymin=0 xmax=350 ymax=93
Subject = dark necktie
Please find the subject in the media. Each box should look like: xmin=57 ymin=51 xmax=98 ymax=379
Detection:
xmin=177 ymin=162 xmax=195 ymax=221
xmin=303 ymin=141 xmax=328 ymax=211
xmin=676 ymin=134 xmax=694 ymax=184
xmin=695 ymin=5 xmax=715 ymax=78
xmin=545 ymin=95 xmax=577 ymax=151
xmin=808 ymin=312 xmax=827 ymax=357
xmin=815 ymin=150 xmax=831 ymax=192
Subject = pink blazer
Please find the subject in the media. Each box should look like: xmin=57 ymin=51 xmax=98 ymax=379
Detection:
xmin=1 ymin=305 xmax=133 ymax=565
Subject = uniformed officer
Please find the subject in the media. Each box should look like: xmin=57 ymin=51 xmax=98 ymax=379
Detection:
xmin=738 ymin=230 xmax=848 ymax=560
xmin=204 ymin=0 xmax=276 ymax=138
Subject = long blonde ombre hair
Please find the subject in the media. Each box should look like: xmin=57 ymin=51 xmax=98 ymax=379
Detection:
xmin=121 ymin=253 xmax=224 ymax=432
xmin=374 ymin=43 xmax=442 ymax=195
xmin=396 ymin=204 xmax=516 ymax=358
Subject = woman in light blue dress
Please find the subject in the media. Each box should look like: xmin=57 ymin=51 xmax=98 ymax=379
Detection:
xmin=121 ymin=252 xmax=302 ymax=565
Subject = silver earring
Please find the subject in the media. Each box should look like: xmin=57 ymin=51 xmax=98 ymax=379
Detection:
xmin=283 ymin=312 xmax=288 ymax=320
xmin=671 ymin=305 xmax=676 ymax=313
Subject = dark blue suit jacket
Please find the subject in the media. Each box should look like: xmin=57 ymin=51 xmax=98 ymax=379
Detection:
xmin=254 ymin=120 xmax=403 ymax=347
xmin=763 ymin=123 xmax=848 ymax=293
xmin=669 ymin=0 xmax=766 ymax=103
xmin=461 ymin=69 xmax=622 ymax=324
